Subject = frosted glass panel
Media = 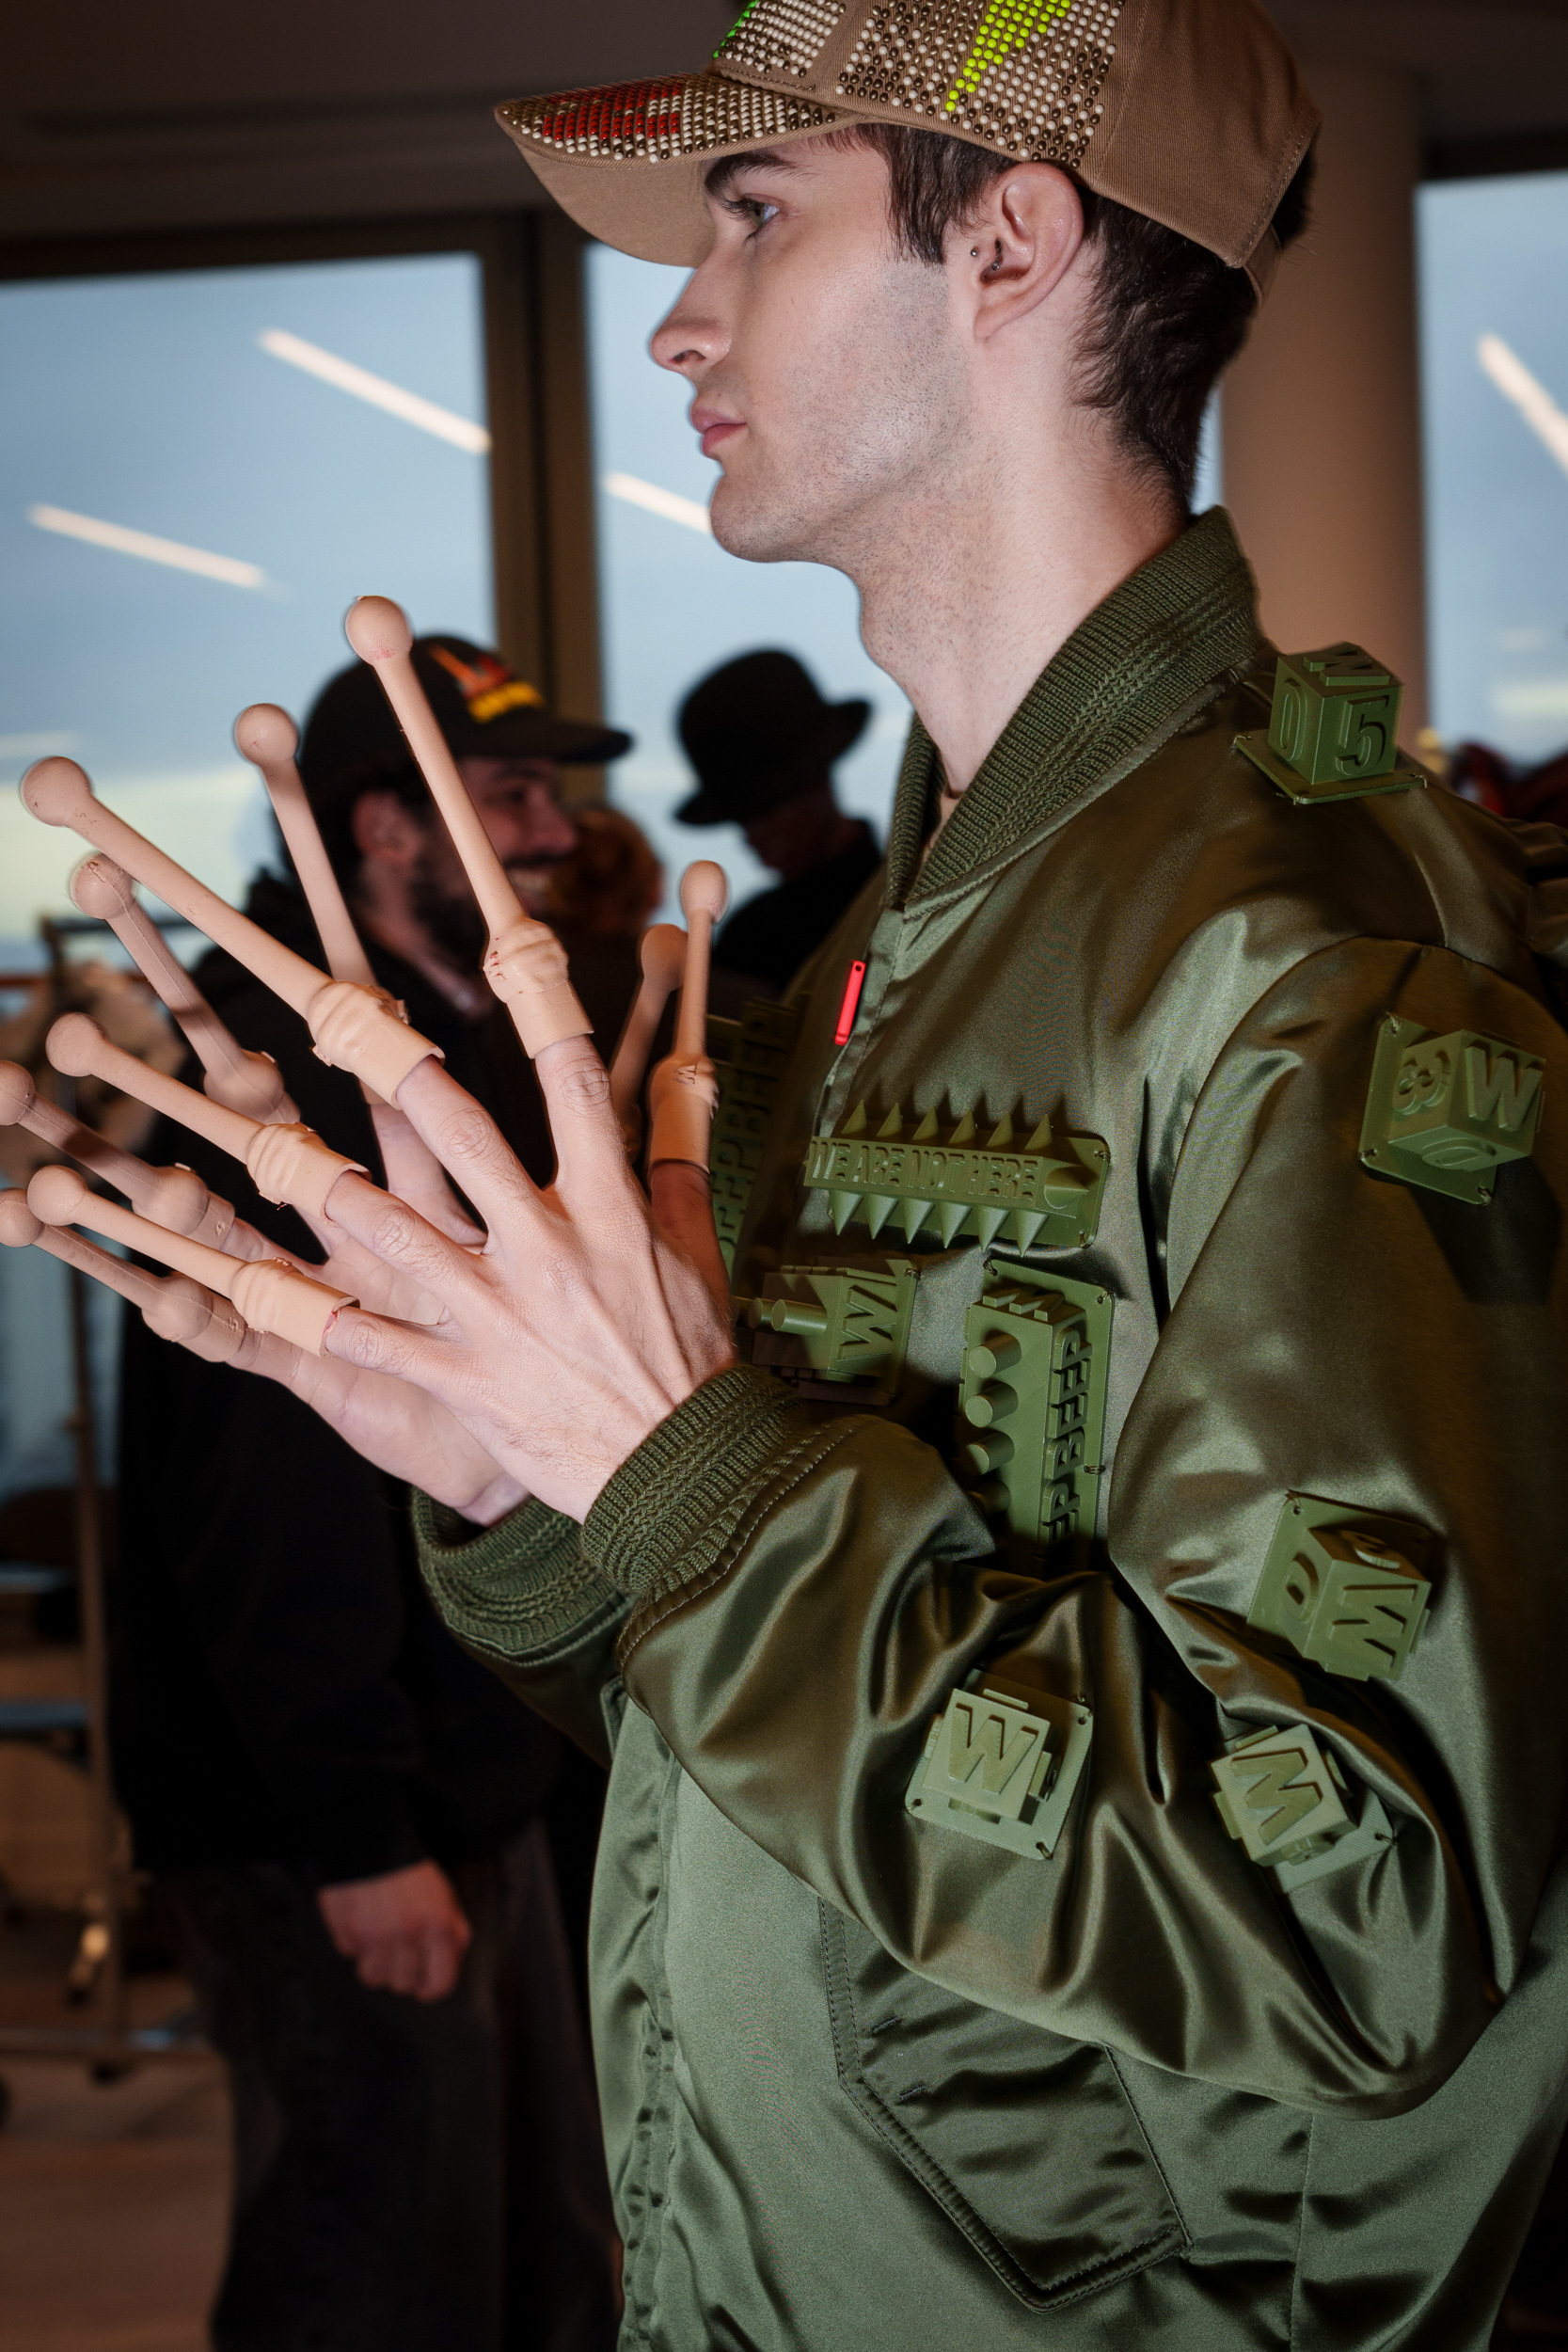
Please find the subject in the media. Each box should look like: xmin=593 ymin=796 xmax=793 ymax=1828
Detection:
xmin=0 ymin=249 xmax=493 ymax=969
xmin=0 ymin=246 xmax=492 ymax=1504
xmin=1419 ymin=171 xmax=1568 ymax=762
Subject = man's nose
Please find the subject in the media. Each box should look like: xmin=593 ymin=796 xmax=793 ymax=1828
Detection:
xmin=650 ymin=282 xmax=729 ymax=377
xmin=515 ymin=795 xmax=577 ymax=862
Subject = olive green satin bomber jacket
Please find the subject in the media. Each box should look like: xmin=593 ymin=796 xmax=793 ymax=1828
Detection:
xmin=415 ymin=511 xmax=1568 ymax=2351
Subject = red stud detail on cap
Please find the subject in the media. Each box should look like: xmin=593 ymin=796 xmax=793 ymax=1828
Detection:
xmin=834 ymin=959 xmax=867 ymax=1046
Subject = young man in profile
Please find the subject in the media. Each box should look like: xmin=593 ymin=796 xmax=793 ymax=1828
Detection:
xmin=151 ymin=3 xmax=1568 ymax=2344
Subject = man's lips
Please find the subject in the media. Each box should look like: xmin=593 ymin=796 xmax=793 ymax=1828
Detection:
xmin=692 ymin=405 xmax=743 ymax=458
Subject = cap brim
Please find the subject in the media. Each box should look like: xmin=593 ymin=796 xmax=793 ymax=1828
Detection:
xmin=496 ymin=72 xmax=850 ymax=265
xmin=452 ymin=709 xmax=632 ymax=766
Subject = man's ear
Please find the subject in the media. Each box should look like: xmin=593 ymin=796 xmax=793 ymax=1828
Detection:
xmin=958 ymin=163 xmax=1085 ymax=339
xmin=351 ymin=789 xmax=427 ymax=874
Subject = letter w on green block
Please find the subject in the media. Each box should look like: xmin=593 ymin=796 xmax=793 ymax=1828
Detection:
xmin=931 ymin=1693 xmax=1045 ymax=1820
xmin=1229 ymin=1752 xmax=1319 ymax=1846
xmin=1465 ymin=1042 xmax=1543 ymax=1132
xmin=1212 ymin=1725 xmax=1351 ymax=1866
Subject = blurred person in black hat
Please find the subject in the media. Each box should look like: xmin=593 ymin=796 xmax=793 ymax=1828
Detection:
xmin=111 ymin=635 xmax=627 ymax=2352
xmin=675 ymin=649 xmax=882 ymax=993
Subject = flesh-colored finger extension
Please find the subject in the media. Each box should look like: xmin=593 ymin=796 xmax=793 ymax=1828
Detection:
xmin=609 ymin=924 xmax=687 ymax=1149
xmin=139 ymin=1273 xmax=250 ymax=1364
xmin=46 ymin=1011 xmax=364 ymax=1222
xmin=0 ymin=1189 xmax=248 ymax=1363
xmin=234 ymin=706 xmax=377 ymax=990
xmin=233 ymin=706 xmax=474 ymax=1235
xmin=649 ymin=862 xmax=729 ymax=1170
xmin=23 ymin=759 xmax=439 ymax=1100
xmin=69 ymin=853 xmax=294 ymax=1124
xmin=0 ymin=1054 xmax=234 ymax=1247
xmin=27 ymin=1163 xmax=354 ymax=1356
xmin=341 ymin=598 xmax=591 ymax=1059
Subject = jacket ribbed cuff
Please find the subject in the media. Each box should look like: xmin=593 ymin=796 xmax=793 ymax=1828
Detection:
xmin=411 ymin=1490 xmax=621 ymax=1661
xmin=582 ymin=1366 xmax=826 ymax=1608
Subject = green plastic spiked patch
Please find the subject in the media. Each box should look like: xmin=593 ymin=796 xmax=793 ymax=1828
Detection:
xmin=905 ymin=1672 xmax=1092 ymax=1860
xmin=709 ymin=999 xmax=803 ymax=1272
xmin=801 ymin=1104 xmax=1108 ymax=1252
xmin=1235 ymin=644 xmax=1426 ymax=803
xmin=736 ymin=1259 xmax=917 ymax=1403
xmin=957 ymin=1266 xmax=1112 ymax=1553
xmin=1360 ymin=1014 xmax=1544 ymax=1205
xmin=1212 ymin=1724 xmax=1394 ymax=1891
xmin=1248 ymin=1495 xmax=1433 ymax=1684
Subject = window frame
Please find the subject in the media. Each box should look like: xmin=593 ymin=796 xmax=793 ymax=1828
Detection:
xmin=0 ymin=210 xmax=601 ymax=732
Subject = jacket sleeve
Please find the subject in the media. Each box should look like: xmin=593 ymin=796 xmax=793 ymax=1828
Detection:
xmin=412 ymin=1493 xmax=629 ymax=1770
xmin=571 ymin=935 xmax=1568 ymax=2119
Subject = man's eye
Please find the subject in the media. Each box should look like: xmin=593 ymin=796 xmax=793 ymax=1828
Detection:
xmin=732 ymin=196 xmax=780 ymax=235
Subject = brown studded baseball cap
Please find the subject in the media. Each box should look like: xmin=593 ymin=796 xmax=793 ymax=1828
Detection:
xmin=498 ymin=0 xmax=1319 ymax=299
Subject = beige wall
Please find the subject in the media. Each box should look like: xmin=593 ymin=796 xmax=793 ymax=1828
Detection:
xmin=1222 ymin=60 xmax=1429 ymax=731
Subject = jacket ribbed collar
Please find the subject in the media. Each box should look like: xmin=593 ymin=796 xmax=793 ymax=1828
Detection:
xmin=884 ymin=506 xmax=1263 ymax=905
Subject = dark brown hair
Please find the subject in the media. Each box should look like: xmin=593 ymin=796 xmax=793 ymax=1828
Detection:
xmin=835 ymin=123 xmax=1314 ymax=507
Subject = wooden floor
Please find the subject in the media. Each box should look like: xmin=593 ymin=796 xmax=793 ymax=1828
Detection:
xmin=0 ymin=2042 xmax=229 ymax=2352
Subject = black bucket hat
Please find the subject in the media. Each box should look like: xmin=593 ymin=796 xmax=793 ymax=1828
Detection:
xmin=300 ymin=634 xmax=631 ymax=814
xmin=675 ymin=650 xmax=870 ymax=828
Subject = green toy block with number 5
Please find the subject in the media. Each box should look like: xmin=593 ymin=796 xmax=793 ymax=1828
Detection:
xmin=1234 ymin=643 xmax=1427 ymax=803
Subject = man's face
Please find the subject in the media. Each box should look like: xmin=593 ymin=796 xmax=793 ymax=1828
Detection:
xmin=419 ymin=755 xmax=577 ymax=925
xmin=651 ymin=138 xmax=965 ymax=569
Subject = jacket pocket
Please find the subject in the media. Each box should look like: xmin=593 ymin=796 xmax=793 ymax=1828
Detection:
xmin=820 ymin=1904 xmax=1188 ymax=2310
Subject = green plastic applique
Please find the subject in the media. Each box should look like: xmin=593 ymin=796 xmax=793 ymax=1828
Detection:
xmin=906 ymin=1673 xmax=1092 ymax=1860
xmin=1212 ymin=1724 xmax=1394 ymax=1891
xmin=709 ymin=999 xmax=803 ymax=1272
xmin=736 ymin=1259 xmax=917 ymax=1403
xmin=1248 ymin=1494 xmax=1433 ymax=1684
xmin=801 ymin=1104 xmax=1108 ymax=1252
xmin=1235 ymin=644 xmax=1426 ymax=804
xmin=958 ymin=1266 xmax=1112 ymax=1552
xmin=1359 ymin=1014 xmax=1544 ymax=1204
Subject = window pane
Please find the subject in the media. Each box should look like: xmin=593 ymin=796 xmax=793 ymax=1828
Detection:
xmin=1418 ymin=171 xmax=1568 ymax=761
xmin=0 ymin=249 xmax=493 ymax=967
xmin=586 ymin=244 xmax=911 ymax=924
xmin=0 ymin=247 xmax=493 ymax=1506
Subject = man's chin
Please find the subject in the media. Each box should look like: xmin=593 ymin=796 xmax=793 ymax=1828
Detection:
xmin=709 ymin=476 xmax=816 ymax=566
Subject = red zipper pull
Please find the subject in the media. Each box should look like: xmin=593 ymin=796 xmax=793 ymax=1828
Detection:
xmin=833 ymin=959 xmax=867 ymax=1046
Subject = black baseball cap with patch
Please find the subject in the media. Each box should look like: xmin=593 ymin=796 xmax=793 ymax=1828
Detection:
xmin=299 ymin=635 xmax=632 ymax=814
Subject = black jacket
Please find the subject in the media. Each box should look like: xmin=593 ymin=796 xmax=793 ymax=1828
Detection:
xmin=713 ymin=823 xmax=881 ymax=994
xmin=110 ymin=879 xmax=632 ymax=1884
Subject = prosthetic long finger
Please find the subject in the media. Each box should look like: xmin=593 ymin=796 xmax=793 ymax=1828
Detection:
xmin=0 ymin=1055 xmax=234 ymax=1248
xmin=22 ymin=759 xmax=439 ymax=1103
xmin=69 ymin=854 xmax=294 ymax=1124
xmin=648 ymin=863 xmax=729 ymax=1172
xmin=47 ymin=1012 xmax=363 ymax=1225
xmin=0 ymin=1190 xmax=248 ymax=1364
xmin=234 ymin=706 xmax=377 ymax=988
xmin=609 ymin=925 xmax=688 ymax=1152
xmin=27 ymin=1164 xmax=354 ymax=1356
xmin=234 ymin=705 xmax=479 ymax=1242
xmin=341 ymin=599 xmax=591 ymax=1060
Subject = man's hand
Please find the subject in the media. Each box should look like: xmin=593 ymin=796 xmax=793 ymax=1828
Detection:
xmin=318 ymin=1037 xmax=737 ymax=1523
xmin=316 ymin=1860 xmax=471 ymax=2002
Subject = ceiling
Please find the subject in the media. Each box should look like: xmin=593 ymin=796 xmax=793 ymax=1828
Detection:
xmin=3 ymin=0 xmax=1567 ymax=252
